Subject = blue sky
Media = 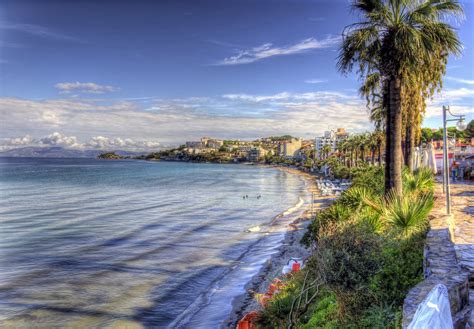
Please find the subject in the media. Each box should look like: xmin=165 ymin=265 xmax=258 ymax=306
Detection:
xmin=0 ymin=0 xmax=473 ymax=150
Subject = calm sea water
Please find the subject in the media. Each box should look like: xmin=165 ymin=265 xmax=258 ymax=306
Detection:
xmin=0 ymin=158 xmax=307 ymax=328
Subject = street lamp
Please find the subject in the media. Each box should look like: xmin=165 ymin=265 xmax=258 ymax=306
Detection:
xmin=442 ymin=106 xmax=466 ymax=215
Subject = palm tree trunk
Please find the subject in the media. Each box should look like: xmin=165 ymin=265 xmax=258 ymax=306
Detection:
xmin=406 ymin=125 xmax=414 ymax=172
xmin=385 ymin=77 xmax=403 ymax=194
xmin=371 ymin=148 xmax=375 ymax=165
xmin=377 ymin=143 xmax=382 ymax=166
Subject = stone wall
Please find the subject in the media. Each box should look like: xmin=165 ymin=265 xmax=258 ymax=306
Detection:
xmin=402 ymin=213 xmax=471 ymax=328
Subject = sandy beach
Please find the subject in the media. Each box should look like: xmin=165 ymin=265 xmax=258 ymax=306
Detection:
xmin=223 ymin=167 xmax=335 ymax=328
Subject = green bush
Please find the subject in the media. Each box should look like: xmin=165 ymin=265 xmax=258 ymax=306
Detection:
xmin=298 ymin=292 xmax=338 ymax=329
xmin=302 ymin=203 xmax=351 ymax=247
xmin=368 ymin=233 xmax=426 ymax=304
xmin=403 ymin=167 xmax=435 ymax=195
xmin=261 ymin=163 xmax=432 ymax=328
xmin=350 ymin=165 xmax=384 ymax=194
xmin=358 ymin=304 xmax=402 ymax=329
xmin=255 ymin=273 xmax=305 ymax=328
xmin=311 ymin=222 xmax=382 ymax=312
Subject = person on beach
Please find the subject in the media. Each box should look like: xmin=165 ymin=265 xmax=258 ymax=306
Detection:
xmin=451 ymin=161 xmax=459 ymax=182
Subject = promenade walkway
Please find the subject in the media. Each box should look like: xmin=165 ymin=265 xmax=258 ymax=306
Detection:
xmin=449 ymin=181 xmax=474 ymax=327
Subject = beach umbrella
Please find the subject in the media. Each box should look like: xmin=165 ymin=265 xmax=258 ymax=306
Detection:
xmin=427 ymin=143 xmax=437 ymax=175
xmin=422 ymin=147 xmax=430 ymax=168
xmin=416 ymin=147 xmax=423 ymax=170
xmin=412 ymin=147 xmax=421 ymax=171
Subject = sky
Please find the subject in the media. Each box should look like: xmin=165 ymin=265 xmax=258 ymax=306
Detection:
xmin=0 ymin=0 xmax=473 ymax=151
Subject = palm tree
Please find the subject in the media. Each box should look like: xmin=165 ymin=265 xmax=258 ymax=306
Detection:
xmin=374 ymin=130 xmax=385 ymax=165
xmin=367 ymin=132 xmax=378 ymax=165
xmin=338 ymin=0 xmax=462 ymax=194
xmin=321 ymin=144 xmax=332 ymax=160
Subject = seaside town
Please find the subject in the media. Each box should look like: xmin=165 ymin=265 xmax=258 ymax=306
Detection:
xmin=100 ymin=125 xmax=474 ymax=180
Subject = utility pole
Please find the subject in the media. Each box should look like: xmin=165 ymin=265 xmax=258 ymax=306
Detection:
xmin=442 ymin=106 xmax=466 ymax=215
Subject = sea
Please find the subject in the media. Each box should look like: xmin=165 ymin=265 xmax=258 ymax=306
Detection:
xmin=0 ymin=158 xmax=309 ymax=328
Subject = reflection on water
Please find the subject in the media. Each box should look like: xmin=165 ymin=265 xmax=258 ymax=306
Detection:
xmin=0 ymin=158 xmax=305 ymax=328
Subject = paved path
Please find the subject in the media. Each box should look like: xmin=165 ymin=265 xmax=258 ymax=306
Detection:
xmin=448 ymin=181 xmax=474 ymax=327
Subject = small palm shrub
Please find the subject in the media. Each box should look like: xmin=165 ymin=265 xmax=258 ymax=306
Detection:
xmin=355 ymin=207 xmax=382 ymax=233
xmin=338 ymin=186 xmax=374 ymax=211
xmin=403 ymin=167 xmax=435 ymax=195
xmin=382 ymin=191 xmax=433 ymax=236
xmin=363 ymin=188 xmax=434 ymax=237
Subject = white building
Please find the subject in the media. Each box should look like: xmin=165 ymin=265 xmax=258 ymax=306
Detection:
xmin=315 ymin=131 xmax=336 ymax=153
xmin=315 ymin=128 xmax=349 ymax=154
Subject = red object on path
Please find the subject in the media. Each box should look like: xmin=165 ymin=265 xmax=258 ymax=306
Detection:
xmin=292 ymin=262 xmax=301 ymax=272
xmin=237 ymin=311 xmax=258 ymax=329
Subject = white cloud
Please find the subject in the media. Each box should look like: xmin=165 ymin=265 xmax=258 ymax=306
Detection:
xmin=55 ymin=82 xmax=120 ymax=94
xmin=428 ymin=87 xmax=474 ymax=104
xmin=222 ymin=92 xmax=293 ymax=102
xmin=39 ymin=132 xmax=81 ymax=148
xmin=0 ymin=132 xmax=161 ymax=152
xmin=0 ymin=23 xmax=80 ymax=42
xmin=0 ymin=91 xmax=372 ymax=146
xmin=445 ymin=77 xmax=474 ymax=85
xmin=425 ymin=104 xmax=474 ymax=119
xmin=423 ymin=86 xmax=474 ymax=119
xmin=216 ymin=36 xmax=340 ymax=65
xmin=85 ymin=136 xmax=160 ymax=150
xmin=222 ymin=91 xmax=355 ymax=103
xmin=1 ymin=135 xmax=34 ymax=147
xmin=305 ymin=79 xmax=327 ymax=84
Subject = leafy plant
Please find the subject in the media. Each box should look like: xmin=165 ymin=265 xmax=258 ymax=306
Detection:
xmin=358 ymin=304 xmax=402 ymax=329
xmin=338 ymin=186 xmax=374 ymax=211
xmin=298 ymin=292 xmax=338 ymax=329
xmin=403 ymin=167 xmax=435 ymax=195
xmin=382 ymin=191 xmax=433 ymax=236
xmin=354 ymin=207 xmax=382 ymax=233
xmin=312 ymin=221 xmax=381 ymax=300
xmin=350 ymin=165 xmax=385 ymax=195
xmin=302 ymin=204 xmax=351 ymax=246
xmin=369 ymin=233 xmax=426 ymax=304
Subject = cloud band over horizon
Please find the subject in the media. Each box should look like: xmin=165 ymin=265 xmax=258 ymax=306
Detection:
xmin=215 ymin=36 xmax=340 ymax=65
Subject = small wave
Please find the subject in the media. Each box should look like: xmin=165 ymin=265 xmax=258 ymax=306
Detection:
xmin=282 ymin=196 xmax=305 ymax=216
xmin=246 ymin=225 xmax=261 ymax=233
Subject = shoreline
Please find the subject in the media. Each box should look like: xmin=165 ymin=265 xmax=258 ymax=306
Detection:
xmin=222 ymin=167 xmax=335 ymax=328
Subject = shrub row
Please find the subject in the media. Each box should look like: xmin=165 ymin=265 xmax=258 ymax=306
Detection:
xmin=254 ymin=167 xmax=434 ymax=328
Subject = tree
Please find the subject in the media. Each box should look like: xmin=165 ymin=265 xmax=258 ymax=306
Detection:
xmin=321 ymin=145 xmax=332 ymax=160
xmin=338 ymin=0 xmax=462 ymax=194
xmin=421 ymin=128 xmax=434 ymax=143
xmin=467 ymin=120 xmax=474 ymax=139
